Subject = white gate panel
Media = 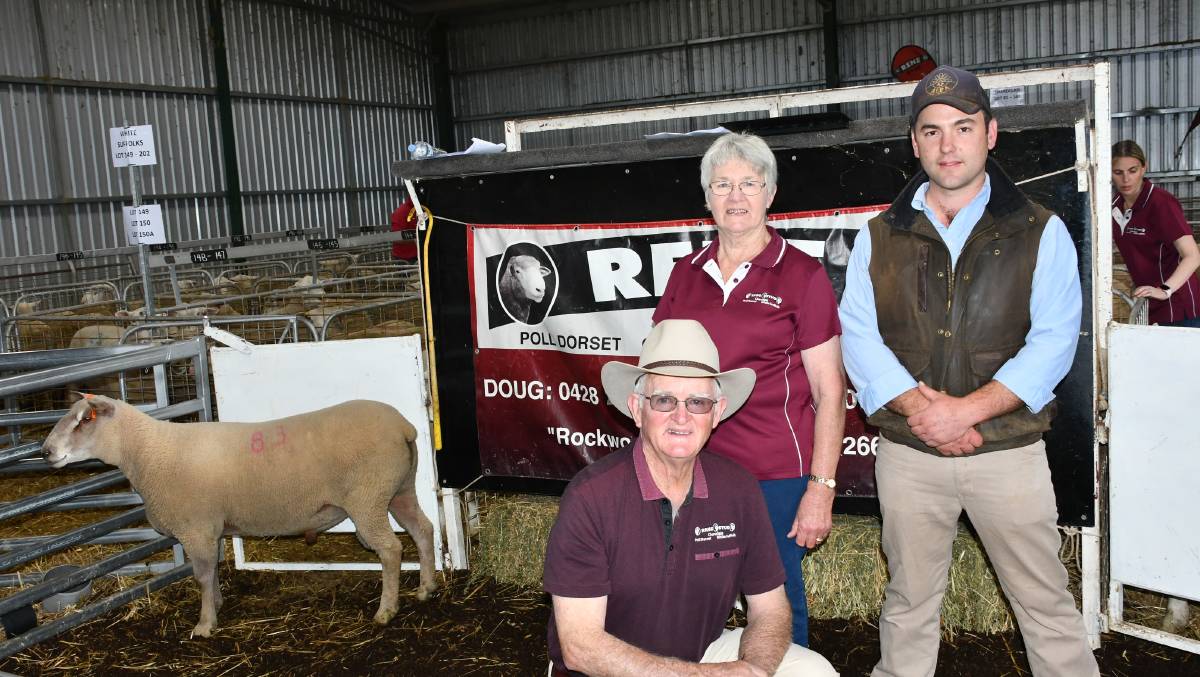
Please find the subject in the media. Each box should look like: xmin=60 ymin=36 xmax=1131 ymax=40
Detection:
xmin=210 ymin=336 xmax=443 ymax=572
xmin=1109 ymin=323 xmax=1200 ymax=602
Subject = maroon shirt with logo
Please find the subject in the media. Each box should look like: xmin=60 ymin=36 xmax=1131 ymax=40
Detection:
xmin=654 ymin=226 xmax=842 ymax=479
xmin=544 ymin=440 xmax=785 ymax=675
xmin=1112 ymin=180 xmax=1200 ymax=324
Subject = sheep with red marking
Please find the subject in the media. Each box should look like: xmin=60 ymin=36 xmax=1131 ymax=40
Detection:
xmin=41 ymin=396 xmax=437 ymax=637
xmin=498 ymin=255 xmax=550 ymax=323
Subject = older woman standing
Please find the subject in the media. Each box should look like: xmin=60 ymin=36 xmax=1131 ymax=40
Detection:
xmin=653 ymin=132 xmax=845 ymax=646
xmin=1111 ymin=139 xmax=1200 ymax=327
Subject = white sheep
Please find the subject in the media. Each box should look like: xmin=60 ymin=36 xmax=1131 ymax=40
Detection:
xmin=498 ymin=255 xmax=550 ymax=323
xmin=80 ymin=285 xmax=115 ymax=306
xmin=1164 ymin=597 xmax=1191 ymax=634
xmin=292 ymin=275 xmax=326 ymax=296
xmin=214 ymin=273 xmax=258 ymax=295
xmin=68 ymin=324 xmax=125 ymax=348
xmin=15 ymin=300 xmax=43 ymax=315
xmin=41 ymin=396 xmax=437 ymax=637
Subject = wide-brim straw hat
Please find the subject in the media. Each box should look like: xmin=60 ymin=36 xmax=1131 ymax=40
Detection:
xmin=601 ymin=319 xmax=755 ymax=421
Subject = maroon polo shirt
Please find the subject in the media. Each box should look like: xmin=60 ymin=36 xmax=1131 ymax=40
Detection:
xmin=1112 ymin=180 xmax=1200 ymax=324
xmin=653 ymin=226 xmax=841 ymax=479
xmin=543 ymin=440 xmax=785 ymax=675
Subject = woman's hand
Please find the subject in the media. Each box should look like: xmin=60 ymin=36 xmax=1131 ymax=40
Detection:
xmin=1132 ymin=285 xmax=1169 ymax=301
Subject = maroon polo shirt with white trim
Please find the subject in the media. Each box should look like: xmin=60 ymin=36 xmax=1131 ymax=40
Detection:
xmin=1112 ymin=179 xmax=1200 ymax=324
xmin=653 ymin=226 xmax=842 ymax=480
xmin=543 ymin=440 xmax=785 ymax=675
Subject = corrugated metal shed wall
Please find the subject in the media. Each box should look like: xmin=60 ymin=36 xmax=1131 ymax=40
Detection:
xmin=448 ymin=0 xmax=826 ymax=149
xmin=445 ymin=0 xmax=1199 ymax=210
xmin=3 ymin=0 xmax=1196 ymax=285
xmin=0 ymin=0 xmax=433 ymax=285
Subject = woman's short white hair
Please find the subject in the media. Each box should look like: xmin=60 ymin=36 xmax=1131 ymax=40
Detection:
xmin=699 ymin=132 xmax=778 ymax=193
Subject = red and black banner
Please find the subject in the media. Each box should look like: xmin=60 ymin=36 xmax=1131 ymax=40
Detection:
xmin=467 ymin=208 xmax=885 ymax=492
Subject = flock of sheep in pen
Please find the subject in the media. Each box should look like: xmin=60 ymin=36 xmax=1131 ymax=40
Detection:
xmin=2 ymin=249 xmax=424 ymax=406
xmin=0 ymin=245 xmax=433 ymax=642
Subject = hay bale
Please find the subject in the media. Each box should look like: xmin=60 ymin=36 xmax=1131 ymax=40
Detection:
xmin=800 ymin=515 xmax=888 ymax=621
xmin=470 ymin=493 xmax=559 ymax=588
xmin=471 ymin=493 xmax=1017 ymax=634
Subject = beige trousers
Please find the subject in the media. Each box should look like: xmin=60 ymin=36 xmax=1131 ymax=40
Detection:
xmin=872 ymin=437 xmax=1099 ymax=677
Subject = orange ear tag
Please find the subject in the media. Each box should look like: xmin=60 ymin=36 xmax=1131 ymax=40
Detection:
xmin=82 ymin=393 xmax=97 ymax=421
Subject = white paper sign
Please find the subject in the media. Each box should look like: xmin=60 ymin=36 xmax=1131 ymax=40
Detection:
xmin=110 ymin=125 xmax=157 ymax=167
xmin=123 ymin=204 xmax=166 ymax=244
xmin=988 ymin=86 xmax=1025 ymax=109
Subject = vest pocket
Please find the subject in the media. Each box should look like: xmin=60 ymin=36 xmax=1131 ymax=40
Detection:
xmin=968 ymin=344 xmax=1023 ymax=380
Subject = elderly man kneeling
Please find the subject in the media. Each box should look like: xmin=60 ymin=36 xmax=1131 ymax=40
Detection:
xmin=543 ymin=319 xmax=838 ymax=676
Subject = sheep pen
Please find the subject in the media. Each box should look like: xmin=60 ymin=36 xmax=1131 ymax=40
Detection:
xmin=0 ymin=489 xmax=1198 ymax=675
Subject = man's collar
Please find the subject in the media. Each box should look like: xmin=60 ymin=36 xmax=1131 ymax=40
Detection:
xmin=688 ymin=226 xmax=786 ymax=270
xmin=911 ymin=174 xmax=992 ymax=219
xmin=631 ymin=437 xmax=710 ymax=501
xmin=883 ymin=157 xmax=1032 ymax=231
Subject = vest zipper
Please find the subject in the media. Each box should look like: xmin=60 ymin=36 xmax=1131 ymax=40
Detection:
xmin=947 ymin=228 xmax=999 ymax=321
xmin=946 ymin=260 xmax=954 ymax=314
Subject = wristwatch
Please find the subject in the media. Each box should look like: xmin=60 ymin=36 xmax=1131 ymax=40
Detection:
xmin=809 ymin=474 xmax=837 ymax=490
xmin=1160 ymin=284 xmax=1174 ymax=298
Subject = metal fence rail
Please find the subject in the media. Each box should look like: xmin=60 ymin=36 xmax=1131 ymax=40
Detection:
xmin=0 ymin=338 xmax=211 ymax=655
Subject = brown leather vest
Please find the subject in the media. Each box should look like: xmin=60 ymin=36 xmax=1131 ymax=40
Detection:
xmin=866 ymin=159 xmax=1058 ymax=454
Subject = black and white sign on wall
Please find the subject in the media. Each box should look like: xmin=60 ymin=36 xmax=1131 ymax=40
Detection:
xmin=109 ymin=125 xmax=158 ymax=167
xmin=123 ymin=204 xmax=165 ymax=245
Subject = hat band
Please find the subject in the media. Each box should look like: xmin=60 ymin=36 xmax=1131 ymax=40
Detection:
xmin=642 ymin=359 xmax=718 ymax=374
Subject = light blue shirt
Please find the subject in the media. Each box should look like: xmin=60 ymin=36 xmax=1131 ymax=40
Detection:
xmin=839 ymin=176 xmax=1082 ymax=416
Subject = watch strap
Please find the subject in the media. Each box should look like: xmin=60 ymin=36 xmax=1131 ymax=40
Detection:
xmin=809 ymin=474 xmax=836 ymax=490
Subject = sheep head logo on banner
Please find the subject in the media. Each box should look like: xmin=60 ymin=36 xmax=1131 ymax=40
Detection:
xmin=495 ymin=242 xmax=558 ymax=325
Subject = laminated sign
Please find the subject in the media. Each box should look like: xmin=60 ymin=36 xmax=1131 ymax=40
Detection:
xmin=110 ymin=125 xmax=157 ymax=167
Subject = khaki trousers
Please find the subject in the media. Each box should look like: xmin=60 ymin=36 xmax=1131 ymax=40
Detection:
xmin=872 ymin=437 xmax=1099 ymax=677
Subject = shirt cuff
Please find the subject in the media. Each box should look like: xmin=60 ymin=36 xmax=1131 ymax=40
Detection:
xmin=992 ymin=366 xmax=1051 ymax=414
xmin=859 ymin=366 xmax=919 ymax=416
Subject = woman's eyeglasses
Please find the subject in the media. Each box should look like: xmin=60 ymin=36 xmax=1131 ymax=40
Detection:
xmin=708 ymin=180 xmax=767 ymax=196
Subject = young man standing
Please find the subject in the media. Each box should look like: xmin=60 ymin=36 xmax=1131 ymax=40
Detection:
xmin=839 ymin=66 xmax=1100 ymax=676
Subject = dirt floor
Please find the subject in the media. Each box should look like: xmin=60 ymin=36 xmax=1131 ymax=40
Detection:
xmin=2 ymin=569 xmax=1198 ymax=676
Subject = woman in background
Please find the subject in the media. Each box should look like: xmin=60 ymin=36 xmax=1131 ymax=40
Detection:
xmin=1111 ymin=139 xmax=1200 ymax=327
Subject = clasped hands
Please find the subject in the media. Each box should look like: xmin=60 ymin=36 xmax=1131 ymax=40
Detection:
xmin=906 ymin=382 xmax=983 ymax=456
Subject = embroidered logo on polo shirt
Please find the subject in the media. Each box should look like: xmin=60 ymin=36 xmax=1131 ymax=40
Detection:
xmin=742 ymin=292 xmax=782 ymax=309
xmin=1125 ymin=226 xmax=1147 ymax=236
xmin=694 ymin=522 xmax=737 ymax=542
